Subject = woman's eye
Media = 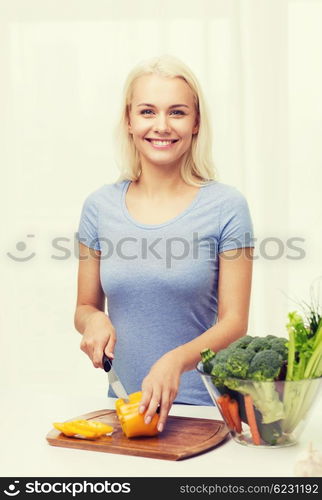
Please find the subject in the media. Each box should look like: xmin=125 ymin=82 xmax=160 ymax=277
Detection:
xmin=140 ymin=109 xmax=185 ymax=116
xmin=171 ymin=110 xmax=185 ymax=115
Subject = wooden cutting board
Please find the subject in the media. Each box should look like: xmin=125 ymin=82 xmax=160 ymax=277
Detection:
xmin=46 ymin=409 xmax=229 ymax=461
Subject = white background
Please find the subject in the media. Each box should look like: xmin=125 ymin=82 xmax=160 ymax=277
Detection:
xmin=0 ymin=0 xmax=322 ymax=475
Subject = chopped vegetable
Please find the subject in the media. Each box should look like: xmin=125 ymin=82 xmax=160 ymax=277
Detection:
xmin=226 ymin=349 xmax=254 ymax=378
xmin=282 ymin=301 xmax=322 ymax=433
xmin=254 ymin=407 xmax=283 ymax=445
xmin=289 ymin=312 xmax=322 ymax=380
xmin=200 ymin=348 xmax=217 ymax=374
xmin=53 ymin=419 xmax=114 ymax=439
xmin=216 ymin=394 xmax=235 ymax=430
xmin=244 ymin=395 xmax=261 ymax=445
xmin=199 ymin=280 xmax=322 ymax=444
xmin=115 ymin=391 xmax=159 ymax=438
xmin=227 ymin=398 xmax=242 ymax=433
xmin=200 ymin=336 xmax=286 ymax=424
xmin=216 ymin=394 xmax=242 ymax=433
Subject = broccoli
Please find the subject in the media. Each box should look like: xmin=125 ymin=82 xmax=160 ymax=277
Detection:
xmin=228 ymin=336 xmax=254 ymax=350
xmin=200 ymin=348 xmax=216 ymax=374
xmin=266 ymin=334 xmax=280 ymax=340
xmin=210 ymin=362 xmax=230 ymax=388
xmin=200 ymin=336 xmax=287 ymax=425
xmin=245 ymin=350 xmax=285 ymax=423
xmin=247 ymin=336 xmax=272 ymax=353
xmin=225 ymin=348 xmax=254 ymax=378
xmin=268 ymin=337 xmax=288 ymax=361
xmin=200 ymin=345 xmax=237 ymax=377
xmin=248 ymin=350 xmax=283 ymax=380
xmin=215 ymin=347 xmax=233 ymax=363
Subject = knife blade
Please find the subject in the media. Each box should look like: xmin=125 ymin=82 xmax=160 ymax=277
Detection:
xmin=102 ymin=354 xmax=129 ymax=402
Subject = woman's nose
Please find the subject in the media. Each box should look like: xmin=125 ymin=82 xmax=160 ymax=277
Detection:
xmin=153 ymin=113 xmax=171 ymax=133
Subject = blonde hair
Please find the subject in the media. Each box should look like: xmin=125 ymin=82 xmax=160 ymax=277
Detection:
xmin=113 ymin=54 xmax=216 ymax=187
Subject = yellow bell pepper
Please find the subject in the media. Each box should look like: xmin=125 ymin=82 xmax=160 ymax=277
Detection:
xmin=53 ymin=419 xmax=114 ymax=439
xmin=115 ymin=391 xmax=159 ymax=438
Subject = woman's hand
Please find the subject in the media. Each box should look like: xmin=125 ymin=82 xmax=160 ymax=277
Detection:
xmin=139 ymin=349 xmax=185 ymax=433
xmin=80 ymin=311 xmax=116 ymax=368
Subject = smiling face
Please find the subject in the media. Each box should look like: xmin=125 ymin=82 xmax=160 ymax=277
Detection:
xmin=127 ymin=74 xmax=199 ymax=172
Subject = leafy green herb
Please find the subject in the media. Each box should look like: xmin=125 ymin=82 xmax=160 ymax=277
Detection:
xmin=282 ymin=284 xmax=322 ymax=433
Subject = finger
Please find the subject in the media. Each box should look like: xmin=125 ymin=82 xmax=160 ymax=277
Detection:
xmin=144 ymin=391 xmax=161 ymax=424
xmin=157 ymin=392 xmax=171 ymax=432
xmin=92 ymin=346 xmax=104 ymax=368
xmin=104 ymin=336 xmax=116 ymax=359
xmin=139 ymin=383 xmax=153 ymax=415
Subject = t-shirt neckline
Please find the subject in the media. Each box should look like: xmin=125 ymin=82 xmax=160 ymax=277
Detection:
xmin=121 ymin=179 xmax=207 ymax=229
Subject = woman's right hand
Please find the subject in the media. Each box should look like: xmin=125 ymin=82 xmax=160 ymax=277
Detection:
xmin=80 ymin=311 xmax=116 ymax=369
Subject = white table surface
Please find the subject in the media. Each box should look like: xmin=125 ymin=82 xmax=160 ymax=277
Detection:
xmin=1 ymin=383 xmax=321 ymax=478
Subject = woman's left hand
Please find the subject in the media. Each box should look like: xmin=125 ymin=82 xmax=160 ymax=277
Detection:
xmin=139 ymin=349 xmax=185 ymax=433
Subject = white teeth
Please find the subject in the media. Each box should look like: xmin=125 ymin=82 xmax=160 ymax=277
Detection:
xmin=150 ymin=140 xmax=175 ymax=146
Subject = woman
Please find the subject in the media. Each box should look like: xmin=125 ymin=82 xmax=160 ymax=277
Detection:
xmin=74 ymin=54 xmax=254 ymax=433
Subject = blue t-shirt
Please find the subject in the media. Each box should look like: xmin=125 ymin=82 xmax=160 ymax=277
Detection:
xmin=77 ymin=179 xmax=254 ymax=405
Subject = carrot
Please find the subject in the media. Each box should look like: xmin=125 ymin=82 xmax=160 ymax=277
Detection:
xmin=244 ymin=395 xmax=261 ymax=445
xmin=217 ymin=394 xmax=235 ymax=430
xmin=228 ymin=398 xmax=242 ymax=433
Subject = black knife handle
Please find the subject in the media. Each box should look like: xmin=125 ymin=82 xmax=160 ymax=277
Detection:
xmin=102 ymin=354 xmax=112 ymax=372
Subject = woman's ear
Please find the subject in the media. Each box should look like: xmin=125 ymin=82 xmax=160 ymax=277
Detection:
xmin=192 ymin=111 xmax=200 ymax=135
xmin=127 ymin=106 xmax=132 ymax=134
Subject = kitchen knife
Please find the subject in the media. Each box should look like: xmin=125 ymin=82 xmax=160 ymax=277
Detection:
xmin=102 ymin=354 xmax=129 ymax=402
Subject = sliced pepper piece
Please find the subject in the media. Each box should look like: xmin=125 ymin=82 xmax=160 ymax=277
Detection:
xmin=115 ymin=391 xmax=159 ymax=438
xmin=53 ymin=419 xmax=114 ymax=439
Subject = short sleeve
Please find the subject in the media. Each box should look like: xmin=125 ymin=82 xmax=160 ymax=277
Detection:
xmin=218 ymin=192 xmax=255 ymax=253
xmin=76 ymin=194 xmax=101 ymax=251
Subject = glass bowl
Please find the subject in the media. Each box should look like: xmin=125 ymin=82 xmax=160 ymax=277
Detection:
xmin=196 ymin=362 xmax=322 ymax=448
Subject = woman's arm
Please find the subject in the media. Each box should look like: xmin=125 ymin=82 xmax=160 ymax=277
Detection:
xmin=74 ymin=242 xmax=116 ymax=368
xmin=140 ymin=247 xmax=253 ymax=431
